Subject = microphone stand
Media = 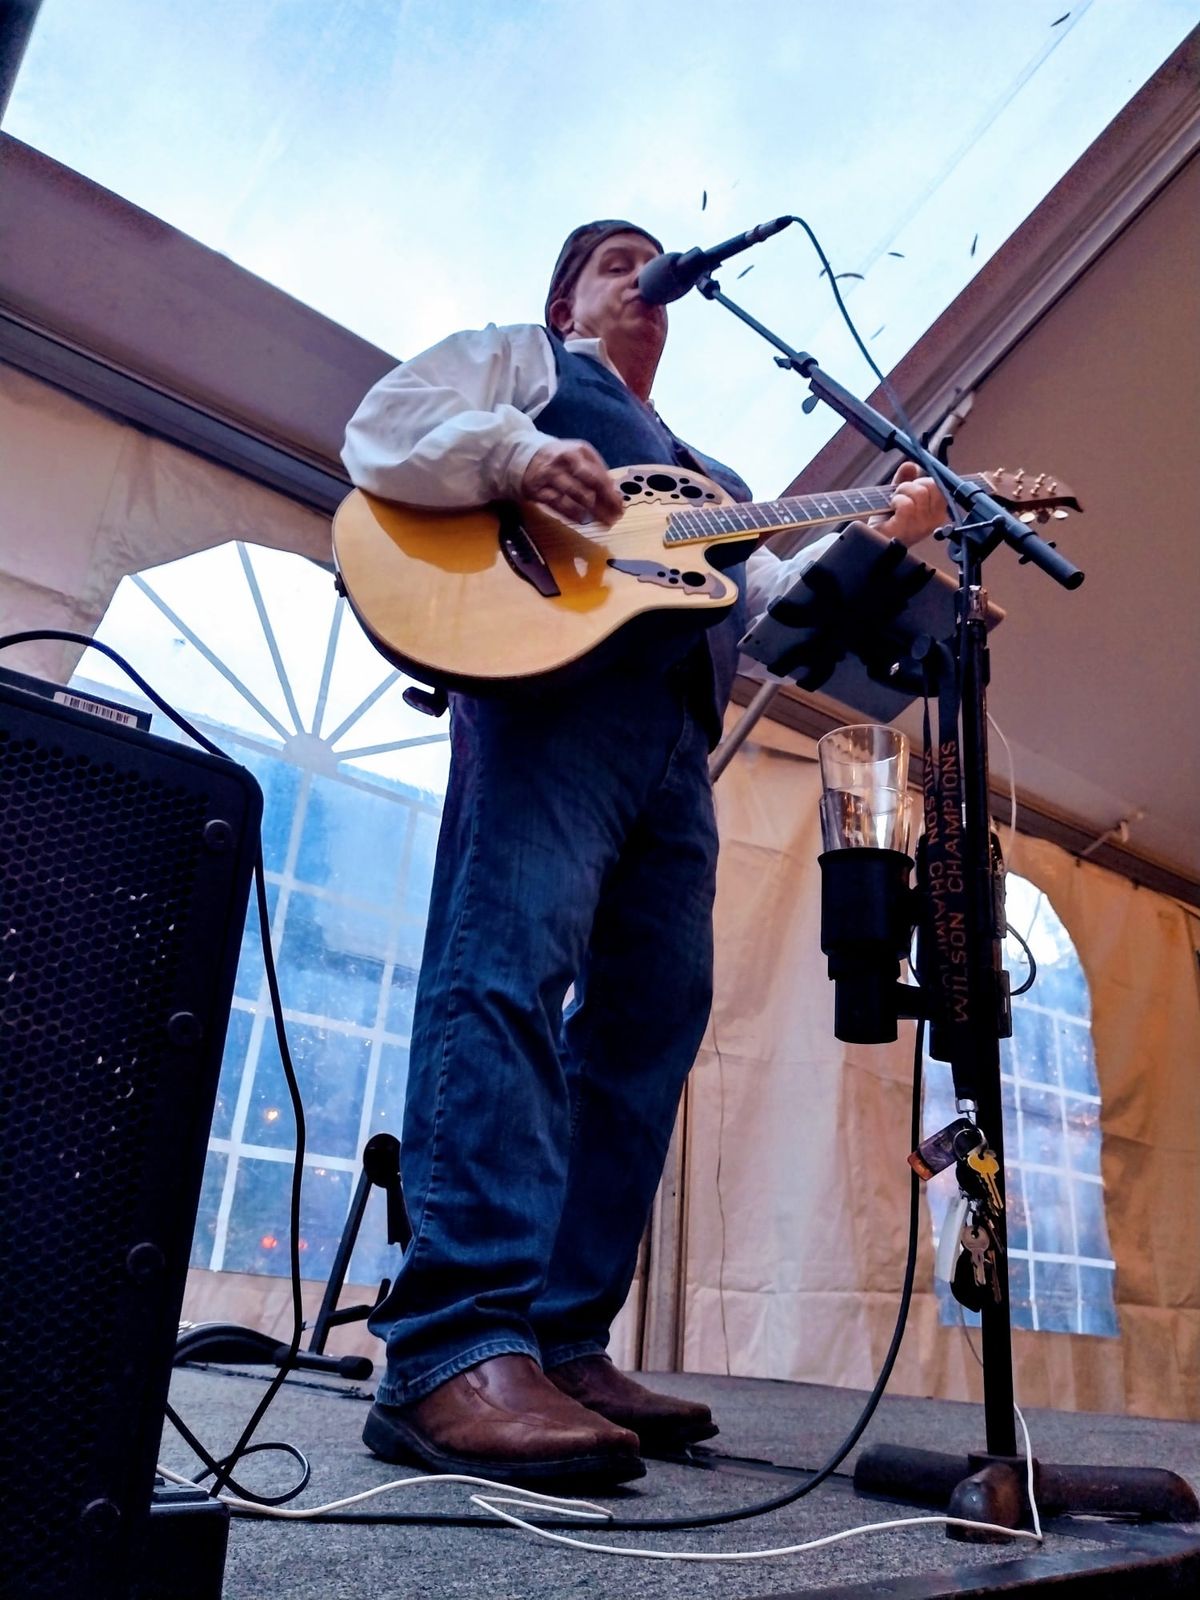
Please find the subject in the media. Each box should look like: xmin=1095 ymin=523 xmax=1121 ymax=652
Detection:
xmin=696 ymin=270 xmax=1199 ymax=1536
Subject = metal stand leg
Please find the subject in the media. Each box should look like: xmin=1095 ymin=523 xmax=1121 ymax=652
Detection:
xmin=308 ymin=1133 xmax=410 ymax=1357
xmin=176 ymin=1134 xmax=410 ymax=1383
xmin=854 ymin=1442 xmax=1199 ymax=1542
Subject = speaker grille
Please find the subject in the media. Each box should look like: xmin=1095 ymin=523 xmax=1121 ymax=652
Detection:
xmin=0 ymin=689 xmax=259 ymax=1599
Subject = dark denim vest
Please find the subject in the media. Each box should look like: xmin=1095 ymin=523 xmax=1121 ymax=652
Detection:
xmin=534 ymin=332 xmax=752 ymax=747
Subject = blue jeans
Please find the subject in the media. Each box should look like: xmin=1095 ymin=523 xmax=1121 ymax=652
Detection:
xmin=368 ymin=661 xmax=719 ymax=1405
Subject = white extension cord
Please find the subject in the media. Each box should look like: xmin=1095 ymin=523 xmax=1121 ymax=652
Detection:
xmin=157 ymin=1404 xmax=1044 ymax=1563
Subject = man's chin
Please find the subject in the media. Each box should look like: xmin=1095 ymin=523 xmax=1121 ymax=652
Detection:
xmin=629 ymin=301 xmax=667 ymax=331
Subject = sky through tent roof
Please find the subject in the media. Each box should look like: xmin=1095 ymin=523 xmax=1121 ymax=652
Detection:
xmin=6 ymin=0 xmax=1198 ymax=495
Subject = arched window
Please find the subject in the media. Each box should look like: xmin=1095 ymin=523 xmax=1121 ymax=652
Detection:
xmin=70 ymin=542 xmax=449 ymax=1288
xmin=923 ymin=873 xmax=1117 ymax=1336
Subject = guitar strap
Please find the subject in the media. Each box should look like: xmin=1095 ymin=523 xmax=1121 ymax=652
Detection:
xmin=918 ymin=640 xmax=977 ymax=1098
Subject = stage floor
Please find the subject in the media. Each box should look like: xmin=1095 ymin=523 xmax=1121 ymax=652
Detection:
xmin=162 ymin=1363 xmax=1200 ymax=1598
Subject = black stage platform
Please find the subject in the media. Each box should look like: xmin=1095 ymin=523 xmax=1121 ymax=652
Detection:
xmin=162 ymin=1364 xmax=1200 ymax=1598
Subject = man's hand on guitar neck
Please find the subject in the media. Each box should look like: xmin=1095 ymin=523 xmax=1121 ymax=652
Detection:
xmin=867 ymin=460 xmax=947 ymax=548
xmin=522 ymin=439 xmax=626 ymax=527
xmin=518 ymin=443 xmax=945 ymax=543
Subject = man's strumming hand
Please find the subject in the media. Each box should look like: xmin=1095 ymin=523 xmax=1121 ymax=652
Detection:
xmin=521 ymin=439 xmax=626 ymax=526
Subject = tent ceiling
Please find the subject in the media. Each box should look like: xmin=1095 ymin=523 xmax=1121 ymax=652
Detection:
xmin=0 ymin=136 xmax=389 ymax=508
xmin=8 ymin=4 xmax=1198 ymax=502
xmin=0 ymin=36 xmax=1197 ymax=898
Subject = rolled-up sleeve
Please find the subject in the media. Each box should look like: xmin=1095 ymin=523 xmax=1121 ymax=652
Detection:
xmin=743 ymin=530 xmax=841 ymax=621
xmin=341 ymin=324 xmax=561 ymax=506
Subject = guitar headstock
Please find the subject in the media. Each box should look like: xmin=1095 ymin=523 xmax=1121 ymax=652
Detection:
xmin=979 ymin=467 xmax=1082 ymax=524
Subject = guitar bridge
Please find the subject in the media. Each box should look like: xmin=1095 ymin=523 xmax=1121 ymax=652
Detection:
xmin=498 ymin=507 xmax=561 ymax=597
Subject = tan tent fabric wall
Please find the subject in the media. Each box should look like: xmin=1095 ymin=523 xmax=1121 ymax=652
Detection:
xmin=1005 ymin=833 xmax=1200 ymax=1419
xmin=682 ymin=713 xmax=936 ymax=1391
xmin=0 ymin=363 xmax=332 ymax=684
xmin=679 ymin=713 xmax=1200 ymax=1419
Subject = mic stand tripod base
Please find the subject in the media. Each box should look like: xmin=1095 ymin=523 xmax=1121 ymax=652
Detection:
xmin=173 ymin=1320 xmax=374 ymax=1382
xmin=853 ymin=1440 xmax=1199 ymax=1542
xmin=174 ymin=1134 xmax=411 ymax=1384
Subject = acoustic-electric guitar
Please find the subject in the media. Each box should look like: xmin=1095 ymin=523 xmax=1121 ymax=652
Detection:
xmin=332 ymin=464 xmax=1078 ymax=696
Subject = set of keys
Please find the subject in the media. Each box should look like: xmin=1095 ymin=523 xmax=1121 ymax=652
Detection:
xmin=953 ymin=1208 xmax=1004 ymax=1310
xmin=957 ymin=1133 xmax=1003 ymax=1217
xmin=909 ymin=1115 xmax=1006 ymax=1311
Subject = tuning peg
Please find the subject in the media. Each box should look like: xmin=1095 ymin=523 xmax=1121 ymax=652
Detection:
xmin=1052 ymin=508 xmax=1070 ymax=519
xmin=1019 ymin=510 xmax=1037 ymax=524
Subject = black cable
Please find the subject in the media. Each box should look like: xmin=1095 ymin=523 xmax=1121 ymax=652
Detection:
xmin=0 ymin=629 xmax=237 ymax=758
xmin=1006 ymin=925 xmax=1038 ymax=996
xmin=789 ymin=211 xmax=969 ymax=543
xmin=789 ymin=214 xmax=920 ymax=442
xmin=789 ymin=214 xmax=947 ymax=474
xmin=0 ymin=629 xmax=310 ymax=1503
xmin=207 ymin=846 xmax=308 ymax=1496
xmin=164 ymin=1402 xmax=311 ymax=1506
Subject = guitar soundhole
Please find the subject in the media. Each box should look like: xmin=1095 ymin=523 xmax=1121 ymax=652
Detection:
xmin=619 ymin=471 xmax=719 ymax=503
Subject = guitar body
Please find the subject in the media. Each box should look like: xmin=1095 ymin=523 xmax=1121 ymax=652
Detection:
xmin=332 ymin=464 xmax=750 ymax=694
xmin=331 ymin=459 xmax=1079 ymax=695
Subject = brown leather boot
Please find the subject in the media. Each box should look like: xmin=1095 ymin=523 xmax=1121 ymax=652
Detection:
xmin=547 ymin=1355 xmax=718 ymax=1453
xmin=362 ymin=1354 xmax=645 ymax=1488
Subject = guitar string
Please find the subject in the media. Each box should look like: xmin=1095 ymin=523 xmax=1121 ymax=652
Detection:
xmin=547 ymin=492 xmax=894 ymax=556
xmin=548 ymin=473 xmax=997 ymax=551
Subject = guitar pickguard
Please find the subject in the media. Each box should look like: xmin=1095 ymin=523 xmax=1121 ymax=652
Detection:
xmin=607 ymin=558 xmax=726 ymax=598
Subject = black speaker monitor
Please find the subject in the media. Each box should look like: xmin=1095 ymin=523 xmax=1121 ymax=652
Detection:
xmin=0 ymin=678 xmax=261 ymax=1600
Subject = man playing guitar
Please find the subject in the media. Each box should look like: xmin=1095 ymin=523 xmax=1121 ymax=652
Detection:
xmin=342 ymin=220 xmax=944 ymax=1488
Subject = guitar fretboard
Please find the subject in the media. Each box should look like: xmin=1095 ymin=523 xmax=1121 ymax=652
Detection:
xmin=663 ymin=479 xmax=987 ymax=545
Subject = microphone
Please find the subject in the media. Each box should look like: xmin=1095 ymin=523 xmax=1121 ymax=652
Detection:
xmin=637 ymin=215 xmax=793 ymax=305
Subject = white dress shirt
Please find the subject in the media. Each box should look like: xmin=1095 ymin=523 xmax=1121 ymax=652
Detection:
xmin=341 ymin=323 xmax=837 ymax=619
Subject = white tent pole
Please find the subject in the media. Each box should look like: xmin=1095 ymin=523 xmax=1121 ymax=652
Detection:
xmin=709 ymin=677 xmax=783 ymax=782
xmin=637 ymin=1083 xmax=692 ymax=1372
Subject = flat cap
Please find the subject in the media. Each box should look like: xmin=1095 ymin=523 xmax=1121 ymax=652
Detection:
xmin=545 ymin=219 xmax=663 ymax=325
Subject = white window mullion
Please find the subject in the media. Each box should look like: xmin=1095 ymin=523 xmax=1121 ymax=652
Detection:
xmin=210 ymin=767 xmax=314 ymax=1272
